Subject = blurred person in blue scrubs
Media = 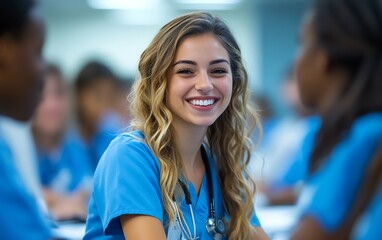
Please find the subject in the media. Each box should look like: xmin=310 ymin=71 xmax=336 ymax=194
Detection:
xmin=84 ymin=12 xmax=269 ymax=240
xmin=32 ymin=64 xmax=92 ymax=221
xmin=291 ymin=0 xmax=382 ymax=239
xmin=74 ymin=61 xmax=125 ymax=171
xmin=0 ymin=0 xmax=51 ymax=238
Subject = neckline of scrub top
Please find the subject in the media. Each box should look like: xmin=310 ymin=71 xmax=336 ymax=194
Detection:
xmin=187 ymin=173 xmax=208 ymax=210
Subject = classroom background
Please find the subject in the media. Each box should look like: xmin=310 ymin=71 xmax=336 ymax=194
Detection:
xmin=3 ymin=0 xmax=334 ymax=239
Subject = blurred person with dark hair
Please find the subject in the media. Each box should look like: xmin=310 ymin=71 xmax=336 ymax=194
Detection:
xmin=74 ymin=61 xmax=126 ymax=170
xmin=0 ymin=0 xmax=51 ymax=238
xmin=291 ymin=0 xmax=382 ymax=239
xmin=32 ymin=64 xmax=92 ymax=221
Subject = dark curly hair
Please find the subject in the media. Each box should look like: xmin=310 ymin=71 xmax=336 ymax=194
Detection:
xmin=0 ymin=0 xmax=36 ymax=38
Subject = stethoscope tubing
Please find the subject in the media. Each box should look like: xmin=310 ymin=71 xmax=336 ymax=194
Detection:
xmin=173 ymin=145 xmax=217 ymax=240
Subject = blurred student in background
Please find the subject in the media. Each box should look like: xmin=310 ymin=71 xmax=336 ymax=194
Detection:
xmin=74 ymin=61 xmax=126 ymax=170
xmin=32 ymin=64 xmax=92 ymax=221
xmin=291 ymin=0 xmax=382 ymax=239
xmin=0 ymin=0 xmax=51 ymax=238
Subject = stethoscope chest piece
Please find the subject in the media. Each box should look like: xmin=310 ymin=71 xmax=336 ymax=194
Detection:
xmin=206 ymin=217 xmax=226 ymax=240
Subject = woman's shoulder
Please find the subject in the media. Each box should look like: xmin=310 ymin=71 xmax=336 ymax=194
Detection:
xmin=327 ymin=112 xmax=382 ymax=168
xmin=111 ymin=129 xmax=146 ymax=146
xmin=95 ymin=129 xmax=161 ymax=176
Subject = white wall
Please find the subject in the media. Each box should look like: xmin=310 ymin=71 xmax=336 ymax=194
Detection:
xmin=44 ymin=15 xmax=158 ymax=80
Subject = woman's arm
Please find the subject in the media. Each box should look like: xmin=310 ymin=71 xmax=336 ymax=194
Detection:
xmin=291 ymin=216 xmax=330 ymax=240
xmin=253 ymin=227 xmax=270 ymax=240
xmin=120 ymin=214 xmax=167 ymax=240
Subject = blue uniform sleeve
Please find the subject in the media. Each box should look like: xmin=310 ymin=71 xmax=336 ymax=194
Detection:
xmin=0 ymin=139 xmax=51 ymax=239
xmin=302 ymin=115 xmax=382 ymax=232
xmin=92 ymin=133 xmax=164 ymax=235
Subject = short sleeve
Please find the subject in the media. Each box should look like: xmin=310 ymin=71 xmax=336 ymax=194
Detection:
xmin=92 ymin=132 xmax=164 ymax=235
xmin=301 ymin=115 xmax=382 ymax=232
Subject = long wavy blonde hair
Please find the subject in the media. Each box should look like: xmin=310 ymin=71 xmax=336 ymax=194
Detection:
xmin=130 ymin=12 xmax=261 ymax=239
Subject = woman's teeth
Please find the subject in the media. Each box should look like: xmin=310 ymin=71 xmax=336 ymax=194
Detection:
xmin=189 ymin=99 xmax=215 ymax=106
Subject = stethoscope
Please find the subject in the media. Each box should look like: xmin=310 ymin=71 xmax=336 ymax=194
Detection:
xmin=172 ymin=146 xmax=226 ymax=240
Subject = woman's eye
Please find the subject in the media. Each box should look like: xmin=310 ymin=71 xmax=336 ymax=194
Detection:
xmin=177 ymin=68 xmax=194 ymax=75
xmin=211 ymin=68 xmax=228 ymax=74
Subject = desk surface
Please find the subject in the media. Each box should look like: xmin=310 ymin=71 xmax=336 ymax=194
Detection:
xmin=257 ymin=205 xmax=298 ymax=239
xmin=52 ymin=205 xmax=298 ymax=240
xmin=52 ymin=221 xmax=86 ymax=240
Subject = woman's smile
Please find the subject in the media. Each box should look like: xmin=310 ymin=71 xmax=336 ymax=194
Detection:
xmin=186 ymin=96 xmax=220 ymax=111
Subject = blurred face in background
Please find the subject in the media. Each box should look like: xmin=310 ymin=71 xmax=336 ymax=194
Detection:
xmin=295 ymin=11 xmax=348 ymax=115
xmin=0 ymin=7 xmax=45 ymax=121
xmin=33 ymin=73 xmax=69 ymax=137
xmin=294 ymin=12 xmax=330 ymax=111
xmin=77 ymin=78 xmax=116 ymax=131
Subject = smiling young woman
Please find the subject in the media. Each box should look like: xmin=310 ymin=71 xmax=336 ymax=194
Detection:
xmin=84 ymin=12 xmax=269 ymax=240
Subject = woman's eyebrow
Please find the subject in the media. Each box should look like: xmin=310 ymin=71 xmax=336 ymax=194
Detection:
xmin=173 ymin=60 xmax=196 ymax=67
xmin=173 ymin=59 xmax=229 ymax=67
xmin=209 ymin=59 xmax=229 ymax=66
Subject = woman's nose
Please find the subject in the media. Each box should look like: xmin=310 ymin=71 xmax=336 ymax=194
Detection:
xmin=195 ymin=71 xmax=213 ymax=93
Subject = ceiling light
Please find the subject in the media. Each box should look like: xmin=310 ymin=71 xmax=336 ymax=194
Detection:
xmin=176 ymin=0 xmax=241 ymax=4
xmin=175 ymin=0 xmax=242 ymax=10
xmin=88 ymin=0 xmax=161 ymax=10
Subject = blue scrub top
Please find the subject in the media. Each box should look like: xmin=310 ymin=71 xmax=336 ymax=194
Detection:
xmin=297 ymin=113 xmax=382 ymax=239
xmin=0 ymin=134 xmax=51 ymax=239
xmin=84 ymin=130 xmax=260 ymax=239
xmin=38 ymin=132 xmax=93 ymax=193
